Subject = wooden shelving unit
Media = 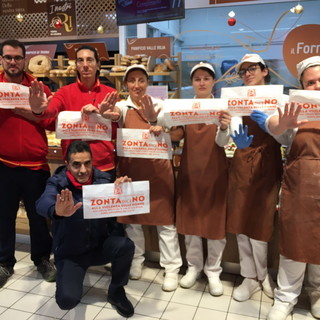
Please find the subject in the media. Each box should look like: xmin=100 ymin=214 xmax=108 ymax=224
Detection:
xmin=109 ymin=53 xmax=181 ymax=99
xmin=32 ymin=53 xmax=182 ymax=99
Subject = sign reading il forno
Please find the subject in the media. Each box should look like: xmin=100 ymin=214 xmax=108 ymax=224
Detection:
xmin=283 ymin=24 xmax=320 ymax=78
xmin=126 ymin=37 xmax=171 ymax=58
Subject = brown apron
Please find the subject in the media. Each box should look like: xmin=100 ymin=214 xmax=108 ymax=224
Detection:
xmin=279 ymin=122 xmax=320 ymax=264
xmin=117 ymin=108 xmax=175 ymax=225
xmin=227 ymin=117 xmax=282 ymax=241
xmin=176 ymin=123 xmax=228 ymax=240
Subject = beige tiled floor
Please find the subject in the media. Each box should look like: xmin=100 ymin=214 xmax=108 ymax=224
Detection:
xmin=0 ymin=237 xmax=315 ymax=320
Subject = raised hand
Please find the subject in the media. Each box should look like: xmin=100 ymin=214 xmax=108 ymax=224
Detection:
xmin=278 ymin=102 xmax=307 ymax=130
xmin=268 ymin=103 xmax=308 ymax=135
xmin=230 ymin=124 xmax=254 ymax=149
xmin=29 ymin=80 xmax=50 ymax=114
xmin=99 ymin=91 xmax=121 ymax=121
xmin=140 ymin=94 xmax=161 ymax=123
xmin=55 ymin=189 xmax=82 ymax=217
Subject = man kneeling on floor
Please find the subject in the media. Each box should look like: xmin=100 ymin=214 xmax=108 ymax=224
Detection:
xmin=36 ymin=140 xmax=135 ymax=318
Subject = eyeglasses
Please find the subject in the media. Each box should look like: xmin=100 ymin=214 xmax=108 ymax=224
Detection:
xmin=76 ymin=57 xmax=96 ymax=66
xmin=238 ymin=65 xmax=259 ymax=78
xmin=2 ymin=55 xmax=24 ymax=63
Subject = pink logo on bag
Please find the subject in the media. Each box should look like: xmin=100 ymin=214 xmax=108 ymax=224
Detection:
xmin=192 ymin=102 xmax=201 ymax=109
xmin=114 ymin=185 xmax=123 ymax=195
xmin=247 ymin=89 xmax=256 ymax=97
xmin=142 ymin=132 xmax=150 ymax=139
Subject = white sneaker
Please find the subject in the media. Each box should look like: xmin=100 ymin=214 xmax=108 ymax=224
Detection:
xmin=162 ymin=273 xmax=178 ymax=292
xmin=233 ymin=278 xmax=260 ymax=302
xmin=208 ymin=276 xmax=224 ymax=296
xmin=261 ymin=274 xmax=276 ymax=299
xmin=309 ymin=290 xmax=320 ymax=319
xmin=267 ymin=301 xmax=293 ymax=320
xmin=129 ymin=264 xmax=142 ymax=280
xmin=180 ymin=271 xmax=201 ymax=288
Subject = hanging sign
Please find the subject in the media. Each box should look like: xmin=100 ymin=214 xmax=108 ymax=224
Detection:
xmin=283 ymin=24 xmax=320 ymax=78
xmin=64 ymin=42 xmax=109 ymax=61
xmin=48 ymin=0 xmax=77 ymax=37
xmin=127 ymin=37 xmax=171 ymax=58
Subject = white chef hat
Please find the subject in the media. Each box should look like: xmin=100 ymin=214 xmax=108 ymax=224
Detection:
xmin=296 ymin=56 xmax=320 ymax=79
xmin=124 ymin=64 xmax=149 ymax=81
xmin=236 ymin=53 xmax=266 ymax=72
xmin=190 ymin=62 xmax=215 ymax=77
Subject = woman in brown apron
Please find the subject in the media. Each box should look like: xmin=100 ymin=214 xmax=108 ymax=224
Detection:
xmin=175 ymin=62 xmax=231 ymax=295
xmin=227 ymin=54 xmax=282 ymax=302
xmin=267 ymin=56 xmax=320 ymax=320
xmin=100 ymin=64 xmax=182 ymax=292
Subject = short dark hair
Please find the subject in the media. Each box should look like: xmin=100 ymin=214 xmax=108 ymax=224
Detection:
xmin=75 ymin=45 xmax=100 ymax=78
xmin=190 ymin=67 xmax=215 ymax=80
xmin=0 ymin=39 xmax=26 ymax=57
xmin=258 ymin=62 xmax=271 ymax=84
xmin=76 ymin=45 xmax=99 ymax=62
xmin=66 ymin=141 xmax=92 ymax=163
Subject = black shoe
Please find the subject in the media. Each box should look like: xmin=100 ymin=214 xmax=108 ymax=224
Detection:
xmin=107 ymin=286 xmax=134 ymax=318
xmin=37 ymin=259 xmax=56 ymax=282
xmin=0 ymin=265 xmax=14 ymax=288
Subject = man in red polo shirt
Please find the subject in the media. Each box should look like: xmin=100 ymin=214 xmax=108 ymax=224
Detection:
xmin=29 ymin=45 xmax=118 ymax=178
xmin=0 ymin=39 xmax=56 ymax=287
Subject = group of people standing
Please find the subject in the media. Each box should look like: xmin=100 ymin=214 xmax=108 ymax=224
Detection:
xmin=1 ymin=37 xmax=320 ymax=320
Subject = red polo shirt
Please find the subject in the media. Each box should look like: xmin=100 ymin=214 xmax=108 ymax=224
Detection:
xmin=0 ymin=72 xmax=53 ymax=170
xmin=41 ymin=79 xmax=117 ymax=171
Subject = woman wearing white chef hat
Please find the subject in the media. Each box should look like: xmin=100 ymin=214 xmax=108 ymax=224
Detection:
xmin=174 ymin=62 xmax=231 ymax=295
xmin=227 ymin=53 xmax=282 ymax=302
xmin=266 ymin=56 xmax=320 ymax=320
xmin=100 ymin=64 xmax=182 ymax=292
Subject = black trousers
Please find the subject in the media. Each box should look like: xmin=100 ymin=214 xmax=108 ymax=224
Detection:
xmin=0 ymin=163 xmax=52 ymax=267
xmin=55 ymin=236 xmax=134 ymax=310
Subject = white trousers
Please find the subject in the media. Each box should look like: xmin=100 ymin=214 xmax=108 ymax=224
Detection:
xmin=237 ymin=234 xmax=268 ymax=281
xmin=125 ymin=224 xmax=182 ymax=274
xmin=184 ymin=235 xmax=226 ymax=278
xmin=274 ymin=254 xmax=320 ymax=305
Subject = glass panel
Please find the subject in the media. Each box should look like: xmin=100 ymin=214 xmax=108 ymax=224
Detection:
xmin=177 ymin=0 xmax=319 ymax=97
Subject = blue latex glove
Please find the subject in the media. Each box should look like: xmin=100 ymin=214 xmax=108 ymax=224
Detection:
xmin=231 ymin=124 xmax=254 ymax=149
xmin=250 ymin=110 xmax=268 ymax=133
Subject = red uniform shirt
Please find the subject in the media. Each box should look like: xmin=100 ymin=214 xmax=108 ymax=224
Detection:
xmin=42 ymin=79 xmax=117 ymax=171
xmin=0 ymin=72 xmax=53 ymax=170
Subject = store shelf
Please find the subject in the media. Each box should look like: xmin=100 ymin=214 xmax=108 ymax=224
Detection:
xmin=110 ymin=53 xmax=181 ymax=99
xmin=30 ymin=53 xmax=181 ymax=99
